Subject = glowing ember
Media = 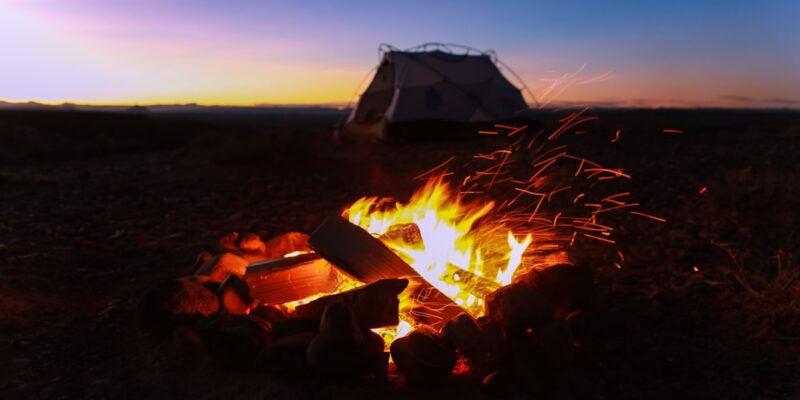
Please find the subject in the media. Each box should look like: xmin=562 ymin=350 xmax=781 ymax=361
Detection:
xmin=346 ymin=175 xmax=532 ymax=318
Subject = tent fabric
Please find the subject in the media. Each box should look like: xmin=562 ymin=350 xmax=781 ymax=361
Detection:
xmin=343 ymin=49 xmax=528 ymax=139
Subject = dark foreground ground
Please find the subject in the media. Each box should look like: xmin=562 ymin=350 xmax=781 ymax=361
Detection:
xmin=1 ymin=108 xmax=798 ymax=399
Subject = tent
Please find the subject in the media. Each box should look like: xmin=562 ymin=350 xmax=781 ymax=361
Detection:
xmin=340 ymin=43 xmax=533 ymax=141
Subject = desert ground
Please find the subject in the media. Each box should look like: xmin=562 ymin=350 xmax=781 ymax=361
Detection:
xmin=1 ymin=108 xmax=798 ymax=399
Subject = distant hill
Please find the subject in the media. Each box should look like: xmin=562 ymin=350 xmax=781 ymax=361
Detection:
xmin=0 ymin=100 xmax=350 ymax=116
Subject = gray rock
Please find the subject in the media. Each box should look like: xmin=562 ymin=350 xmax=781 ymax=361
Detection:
xmin=196 ymin=312 xmax=273 ymax=370
xmin=256 ymin=332 xmax=316 ymax=372
xmin=390 ymin=325 xmax=457 ymax=385
xmin=485 ymin=282 xmax=554 ymax=336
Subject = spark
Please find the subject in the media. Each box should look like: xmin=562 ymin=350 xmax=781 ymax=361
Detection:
xmin=583 ymin=233 xmax=616 ymax=244
xmin=611 ymin=129 xmax=621 ymax=143
xmin=414 ymin=156 xmax=455 ymax=180
xmin=630 ymin=210 xmax=667 ymax=223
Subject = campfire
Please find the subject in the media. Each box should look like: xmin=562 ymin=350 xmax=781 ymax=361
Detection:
xmin=139 ymin=120 xmax=652 ymax=392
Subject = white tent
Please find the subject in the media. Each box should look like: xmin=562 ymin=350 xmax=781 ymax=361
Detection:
xmin=341 ymin=44 xmax=532 ymax=141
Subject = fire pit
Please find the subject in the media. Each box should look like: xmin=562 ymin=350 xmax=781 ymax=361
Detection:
xmin=138 ymin=122 xmax=651 ymax=395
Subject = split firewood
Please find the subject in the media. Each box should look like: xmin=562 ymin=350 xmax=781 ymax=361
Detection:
xmin=244 ymin=253 xmax=345 ymax=305
xmin=293 ymin=278 xmax=409 ymax=328
xmin=404 ymin=282 xmax=465 ymax=330
xmin=308 ymin=215 xmax=466 ymax=327
xmin=307 ymin=215 xmax=419 ymax=282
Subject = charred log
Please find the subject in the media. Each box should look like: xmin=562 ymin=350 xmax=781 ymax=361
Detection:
xmin=293 ymin=278 xmax=408 ymax=328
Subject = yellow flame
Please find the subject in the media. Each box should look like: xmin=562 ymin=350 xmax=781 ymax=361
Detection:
xmin=346 ymin=175 xmax=532 ymax=318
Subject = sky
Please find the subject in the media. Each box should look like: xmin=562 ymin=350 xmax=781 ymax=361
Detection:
xmin=1 ymin=0 xmax=798 ymax=108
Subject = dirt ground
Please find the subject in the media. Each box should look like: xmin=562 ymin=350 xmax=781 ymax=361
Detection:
xmin=1 ymin=108 xmax=798 ymax=399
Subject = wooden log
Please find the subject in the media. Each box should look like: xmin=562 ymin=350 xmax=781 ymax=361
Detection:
xmin=243 ymin=253 xmax=346 ymax=305
xmin=308 ymin=214 xmax=469 ymax=327
xmin=308 ymin=215 xmax=419 ymax=282
xmin=293 ymin=278 xmax=409 ymax=328
xmin=405 ymin=281 xmax=466 ymax=330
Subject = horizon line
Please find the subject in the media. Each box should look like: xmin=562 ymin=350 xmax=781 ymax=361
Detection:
xmin=1 ymin=99 xmax=799 ymax=111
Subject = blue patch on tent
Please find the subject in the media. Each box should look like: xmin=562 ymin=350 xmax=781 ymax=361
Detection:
xmin=425 ymin=87 xmax=443 ymax=111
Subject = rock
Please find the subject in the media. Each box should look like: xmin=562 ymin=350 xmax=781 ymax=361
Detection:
xmin=218 ymin=232 xmax=240 ymax=252
xmin=256 ymin=332 xmax=316 ymax=372
xmin=250 ymin=305 xmax=287 ymax=324
xmin=196 ymin=312 xmax=273 ymax=370
xmin=264 ymin=232 xmax=309 ymax=259
xmin=217 ymin=275 xmax=252 ymax=315
xmin=306 ymin=303 xmax=372 ymax=376
xmin=566 ymin=309 xmax=624 ymax=352
xmin=193 ymin=251 xmax=214 ymax=272
xmin=271 ymin=317 xmax=320 ymax=338
xmin=195 ymin=252 xmax=248 ymax=282
xmin=520 ymin=264 xmax=594 ymax=318
xmin=318 ymin=302 xmax=362 ymax=344
xmin=139 ymin=278 xmax=219 ymax=335
xmin=476 ymin=316 xmax=508 ymax=368
xmin=523 ymin=319 xmax=574 ymax=368
xmin=237 ymin=232 xmax=266 ymax=253
xmin=485 ymin=282 xmax=554 ymax=336
xmin=171 ymin=326 xmax=205 ymax=358
xmin=390 ymin=325 xmax=457 ymax=385
xmin=442 ymin=313 xmax=488 ymax=364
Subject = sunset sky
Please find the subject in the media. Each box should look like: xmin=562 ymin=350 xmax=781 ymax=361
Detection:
xmin=1 ymin=1 xmax=798 ymax=108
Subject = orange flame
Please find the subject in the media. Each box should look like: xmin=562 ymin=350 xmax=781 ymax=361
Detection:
xmin=346 ymin=175 xmax=532 ymax=318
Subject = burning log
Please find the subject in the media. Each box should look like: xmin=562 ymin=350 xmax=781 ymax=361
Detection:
xmin=250 ymin=304 xmax=288 ymax=324
xmin=405 ymin=283 xmax=466 ymax=330
xmin=244 ymin=253 xmax=345 ymax=305
xmin=308 ymin=215 xmax=466 ymax=327
xmin=308 ymin=215 xmax=419 ymax=282
xmin=390 ymin=325 xmax=457 ymax=385
xmin=293 ymin=278 xmax=409 ymax=328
